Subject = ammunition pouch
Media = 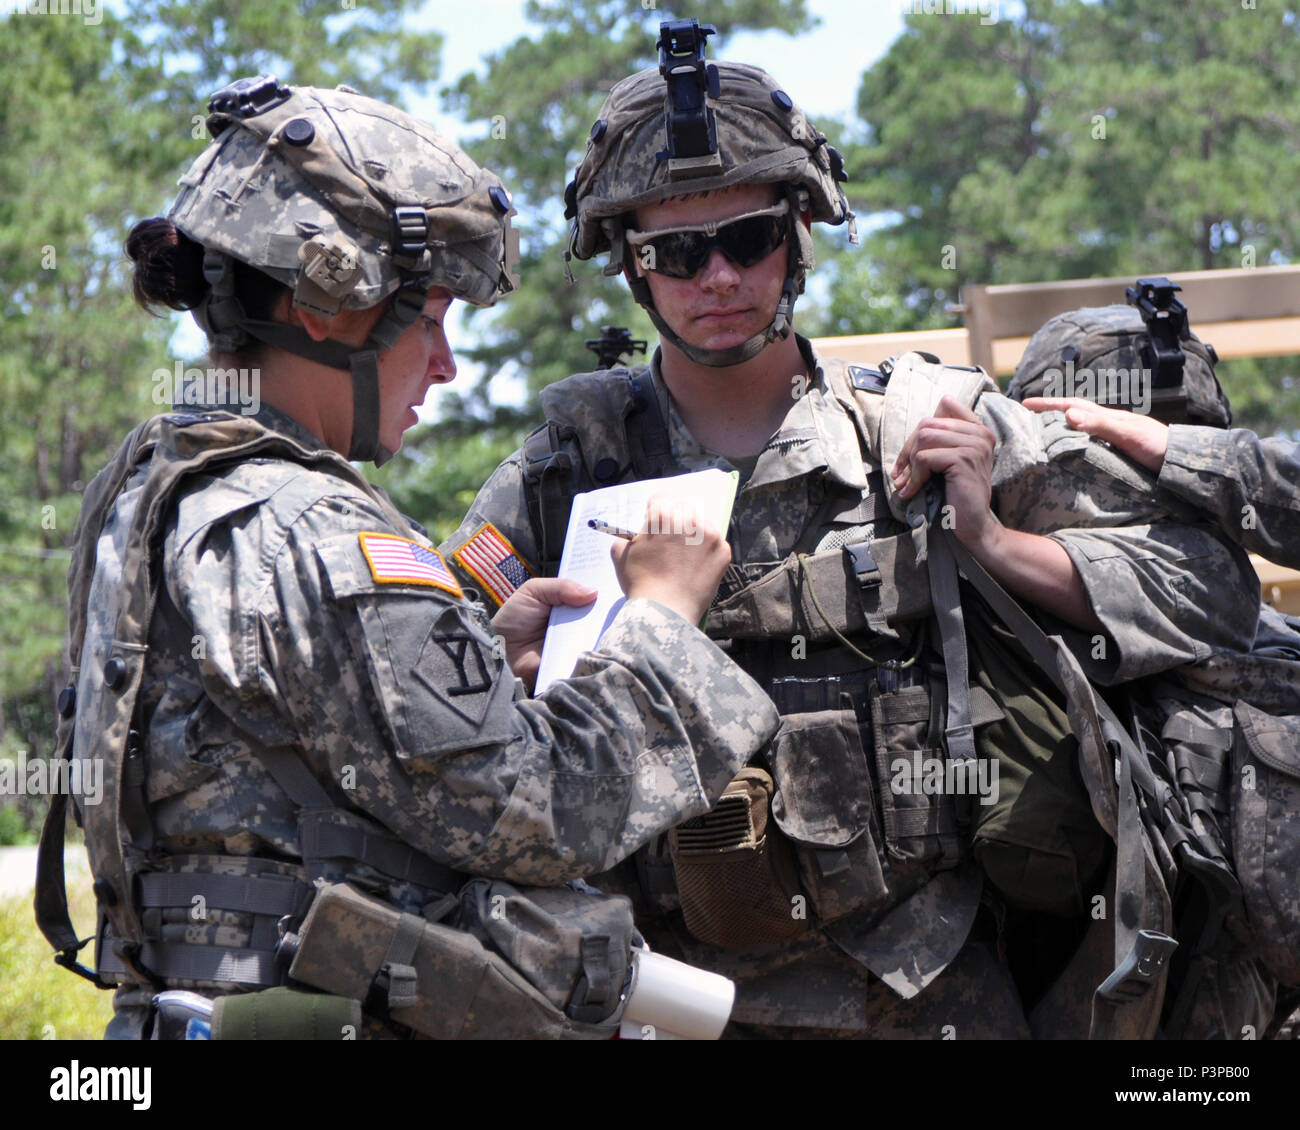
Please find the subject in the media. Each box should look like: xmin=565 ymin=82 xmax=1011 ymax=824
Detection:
xmin=286 ymin=880 xmax=633 ymax=1039
xmin=767 ymin=696 xmax=891 ymax=923
xmin=868 ymin=680 xmax=963 ymax=870
xmin=1228 ymin=702 xmax=1300 ymax=988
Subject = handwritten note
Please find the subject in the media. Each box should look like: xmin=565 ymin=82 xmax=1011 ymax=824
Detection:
xmin=533 ymin=469 xmax=739 ymax=695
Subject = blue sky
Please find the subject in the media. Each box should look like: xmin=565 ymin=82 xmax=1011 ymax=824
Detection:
xmin=409 ymin=0 xmax=904 ymax=130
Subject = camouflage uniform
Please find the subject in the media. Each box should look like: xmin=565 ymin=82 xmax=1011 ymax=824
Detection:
xmin=43 ymin=77 xmax=781 ymax=1039
xmin=440 ymin=341 xmax=1262 ymax=1035
xmin=441 ymin=29 xmax=1263 ymax=1037
xmin=87 ymin=402 xmax=777 ymax=1036
xmin=1159 ymin=425 xmax=1300 ymax=568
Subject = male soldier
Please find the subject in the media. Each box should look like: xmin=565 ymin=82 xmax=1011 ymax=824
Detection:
xmin=441 ymin=25 xmax=1261 ymax=1037
xmin=39 ymin=77 xmax=780 ymax=1039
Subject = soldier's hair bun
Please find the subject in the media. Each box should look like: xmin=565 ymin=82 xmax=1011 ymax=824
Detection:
xmin=126 ymin=218 xmax=208 ymax=313
xmin=125 ymin=218 xmax=288 ymax=334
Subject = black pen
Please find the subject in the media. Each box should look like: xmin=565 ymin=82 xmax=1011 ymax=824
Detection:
xmin=587 ymin=518 xmax=637 ymax=540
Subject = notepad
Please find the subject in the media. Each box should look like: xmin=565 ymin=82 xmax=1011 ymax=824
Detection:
xmin=533 ymin=468 xmax=740 ymax=695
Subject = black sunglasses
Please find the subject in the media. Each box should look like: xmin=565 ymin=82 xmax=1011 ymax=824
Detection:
xmin=626 ymin=200 xmax=790 ymax=279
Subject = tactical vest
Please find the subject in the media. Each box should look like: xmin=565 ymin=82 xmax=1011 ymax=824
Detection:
xmin=522 ymin=358 xmax=994 ymax=962
xmin=519 ymin=351 xmax=1193 ymax=1038
xmin=37 ymin=411 xmax=632 ymax=1039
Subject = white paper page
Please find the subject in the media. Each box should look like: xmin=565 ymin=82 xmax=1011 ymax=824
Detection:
xmin=533 ymin=469 xmax=738 ymax=695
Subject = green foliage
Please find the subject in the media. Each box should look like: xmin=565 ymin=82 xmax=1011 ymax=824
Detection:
xmin=0 ymin=850 xmax=113 ymax=1039
xmin=0 ymin=807 xmax=33 ymax=848
xmin=823 ymin=0 xmax=1300 ymax=436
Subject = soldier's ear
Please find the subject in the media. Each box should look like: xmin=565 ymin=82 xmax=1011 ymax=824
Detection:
xmin=293 ymin=307 xmax=335 ymax=342
xmin=289 ymin=298 xmax=388 ymax=345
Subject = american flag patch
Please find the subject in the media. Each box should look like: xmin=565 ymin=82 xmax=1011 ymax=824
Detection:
xmin=358 ymin=532 xmax=463 ymax=597
xmin=453 ymin=522 xmax=534 ymax=607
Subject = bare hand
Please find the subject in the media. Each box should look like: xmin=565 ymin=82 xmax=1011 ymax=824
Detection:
xmin=891 ymin=396 xmax=999 ymax=551
xmin=611 ymin=496 xmax=731 ymax=625
xmin=493 ymin=578 xmax=598 ymax=692
xmin=1021 ymin=396 xmax=1170 ymax=473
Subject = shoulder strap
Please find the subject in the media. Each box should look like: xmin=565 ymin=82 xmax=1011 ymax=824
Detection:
xmin=856 ymin=353 xmax=999 ymax=838
xmin=939 ymin=526 xmax=1176 ymax=1039
xmin=523 ymin=367 xmax=672 ymax=574
xmin=624 ymin=370 xmax=673 ymax=479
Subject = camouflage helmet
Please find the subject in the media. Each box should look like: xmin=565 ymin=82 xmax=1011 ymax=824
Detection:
xmin=1008 ymin=298 xmax=1231 ymax=428
xmin=168 ymin=76 xmax=520 ymax=463
xmin=563 ymin=22 xmax=856 ymax=367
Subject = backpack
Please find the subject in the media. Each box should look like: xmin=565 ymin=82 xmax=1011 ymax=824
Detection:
xmin=1006 ymin=276 xmax=1232 ymax=427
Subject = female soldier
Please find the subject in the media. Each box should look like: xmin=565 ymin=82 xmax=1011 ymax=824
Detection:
xmin=37 ymin=77 xmax=778 ymax=1039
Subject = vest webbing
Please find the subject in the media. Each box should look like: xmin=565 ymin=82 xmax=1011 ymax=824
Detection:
xmin=37 ymin=411 xmax=460 ymax=990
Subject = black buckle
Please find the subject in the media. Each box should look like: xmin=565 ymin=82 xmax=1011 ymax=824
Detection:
xmin=1097 ymin=929 xmax=1178 ymax=1003
xmin=844 ymin=541 xmax=881 ymax=587
xmin=393 ymin=206 xmax=430 ymax=268
xmin=52 ymin=943 xmax=116 ymax=990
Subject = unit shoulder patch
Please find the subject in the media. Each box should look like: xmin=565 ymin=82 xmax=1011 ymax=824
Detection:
xmin=358 ymin=532 xmax=463 ymax=597
xmin=452 ymin=522 xmax=534 ymax=607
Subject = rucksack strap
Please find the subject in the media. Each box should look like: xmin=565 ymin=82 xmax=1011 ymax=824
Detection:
xmin=936 ymin=525 xmax=1177 ymax=1039
xmin=522 ymin=421 xmax=578 ymax=575
xmin=624 ymin=370 xmax=673 ymax=479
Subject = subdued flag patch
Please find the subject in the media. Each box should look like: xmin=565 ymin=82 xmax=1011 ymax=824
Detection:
xmin=358 ymin=532 xmax=463 ymax=597
xmin=453 ymin=522 xmax=534 ymax=607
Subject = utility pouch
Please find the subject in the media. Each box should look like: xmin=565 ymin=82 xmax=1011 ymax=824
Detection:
xmin=457 ymin=878 xmax=635 ymax=1023
xmin=287 ymin=881 xmax=625 ymax=1039
xmin=868 ymin=679 xmax=962 ymax=868
xmin=668 ymin=767 xmax=808 ymax=947
xmin=1229 ymin=702 xmax=1300 ymax=987
xmin=766 ymin=696 xmax=891 ymax=924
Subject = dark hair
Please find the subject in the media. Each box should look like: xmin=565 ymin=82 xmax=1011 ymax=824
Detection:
xmin=125 ymin=217 xmax=289 ymax=326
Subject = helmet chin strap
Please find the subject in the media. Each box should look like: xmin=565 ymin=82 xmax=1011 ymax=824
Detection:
xmin=196 ymin=251 xmax=426 ymax=465
xmin=622 ymin=199 xmax=807 ymax=370
xmin=632 ymin=276 xmax=797 ymax=368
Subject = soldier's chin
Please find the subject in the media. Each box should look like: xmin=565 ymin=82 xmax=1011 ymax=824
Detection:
xmin=687 ymin=326 xmax=753 ymax=353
